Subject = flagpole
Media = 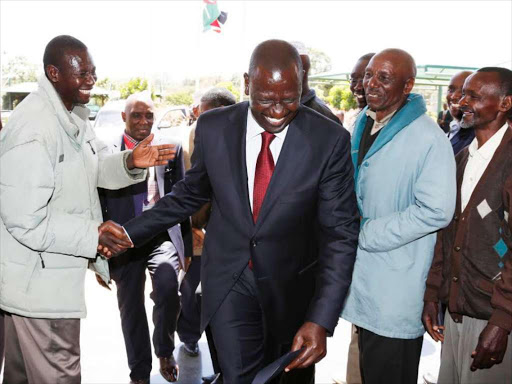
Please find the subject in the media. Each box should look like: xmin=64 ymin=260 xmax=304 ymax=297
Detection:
xmin=239 ymin=1 xmax=247 ymax=102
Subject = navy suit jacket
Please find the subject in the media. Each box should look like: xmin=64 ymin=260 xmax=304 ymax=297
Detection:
xmin=98 ymin=134 xmax=191 ymax=268
xmin=124 ymin=102 xmax=360 ymax=343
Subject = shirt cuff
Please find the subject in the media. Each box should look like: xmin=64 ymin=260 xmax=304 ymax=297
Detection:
xmin=122 ymin=226 xmax=135 ymax=247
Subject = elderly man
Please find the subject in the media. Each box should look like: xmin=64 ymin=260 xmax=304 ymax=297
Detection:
xmin=446 ymin=71 xmax=475 ymax=155
xmin=0 ymin=35 xmax=174 ymax=383
xmin=422 ymin=67 xmax=512 ymax=384
xmin=97 ymin=92 xmax=189 ymax=384
xmin=101 ymin=39 xmax=359 ymax=384
xmin=340 ymin=48 xmax=456 ymax=384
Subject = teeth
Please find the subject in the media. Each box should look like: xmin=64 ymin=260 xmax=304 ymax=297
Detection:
xmin=451 ymin=104 xmax=459 ymax=108
xmin=79 ymin=90 xmax=91 ymax=95
xmin=265 ymin=116 xmax=285 ymax=124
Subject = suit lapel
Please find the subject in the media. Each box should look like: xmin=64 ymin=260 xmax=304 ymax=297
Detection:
xmin=254 ymin=108 xmax=310 ymax=233
xmin=224 ymin=102 xmax=255 ymax=230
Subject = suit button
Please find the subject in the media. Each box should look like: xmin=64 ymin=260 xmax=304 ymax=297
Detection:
xmin=452 ymin=276 xmax=458 ymax=282
xmin=232 ymin=273 xmax=239 ymax=280
xmin=454 ymin=215 xmax=459 ymax=221
xmin=364 ymin=162 xmax=369 ymax=167
xmin=454 ymin=246 xmax=461 ymax=251
xmin=251 ymin=240 xmax=257 ymax=248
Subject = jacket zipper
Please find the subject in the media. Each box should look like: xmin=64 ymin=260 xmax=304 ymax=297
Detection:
xmin=38 ymin=253 xmax=46 ymax=268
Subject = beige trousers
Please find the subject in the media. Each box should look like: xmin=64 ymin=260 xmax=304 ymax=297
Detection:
xmin=346 ymin=324 xmax=362 ymax=384
xmin=438 ymin=312 xmax=512 ymax=384
xmin=3 ymin=313 xmax=81 ymax=384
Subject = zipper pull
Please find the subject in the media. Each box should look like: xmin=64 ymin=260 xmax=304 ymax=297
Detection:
xmin=88 ymin=142 xmax=96 ymax=154
xmin=38 ymin=253 xmax=46 ymax=268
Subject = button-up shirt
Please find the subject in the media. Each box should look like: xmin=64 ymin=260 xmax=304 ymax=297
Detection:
xmin=246 ymin=110 xmax=288 ymax=212
xmin=461 ymin=124 xmax=508 ymax=211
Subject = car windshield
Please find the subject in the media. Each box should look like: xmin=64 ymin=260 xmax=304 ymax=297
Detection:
xmin=94 ymin=109 xmax=123 ymax=128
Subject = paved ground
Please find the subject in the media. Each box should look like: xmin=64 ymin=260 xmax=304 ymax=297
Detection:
xmin=1 ymin=271 xmax=441 ymax=384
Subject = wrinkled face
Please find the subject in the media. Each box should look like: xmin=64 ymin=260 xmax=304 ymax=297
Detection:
xmin=363 ymin=55 xmax=413 ymax=118
xmin=53 ymin=49 xmax=97 ymax=110
xmin=459 ymin=72 xmax=503 ymax=129
xmin=446 ymin=72 xmax=471 ymax=121
xmin=245 ymin=64 xmax=302 ymax=133
xmin=350 ymin=58 xmax=370 ymax=108
xmin=122 ymin=100 xmax=154 ymax=141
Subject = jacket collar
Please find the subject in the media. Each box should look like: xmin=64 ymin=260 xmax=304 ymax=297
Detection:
xmin=351 ymin=93 xmax=426 ymax=179
xmin=37 ymin=75 xmax=90 ymax=148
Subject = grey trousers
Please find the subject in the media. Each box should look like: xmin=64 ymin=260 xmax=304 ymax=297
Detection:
xmin=346 ymin=324 xmax=362 ymax=384
xmin=3 ymin=313 xmax=80 ymax=384
xmin=0 ymin=311 xmax=4 ymax=375
xmin=438 ymin=312 xmax=512 ymax=384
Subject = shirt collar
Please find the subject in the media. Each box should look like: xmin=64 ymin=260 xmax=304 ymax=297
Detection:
xmin=246 ymin=109 xmax=288 ymax=141
xmin=365 ymin=108 xmax=397 ymax=125
xmin=468 ymin=124 xmax=508 ymax=160
xmin=123 ymin=132 xmax=139 ymax=149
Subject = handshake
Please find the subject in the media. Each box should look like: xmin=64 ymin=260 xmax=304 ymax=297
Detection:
xmin=97 ymin=221 xmax=133 ymax=258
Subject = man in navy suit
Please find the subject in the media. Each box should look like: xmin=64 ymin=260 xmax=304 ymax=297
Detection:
xmin=97 ymin=92 xmax=190 ymax=384
xmin=100 ymin=40 xmax=359 ymax=384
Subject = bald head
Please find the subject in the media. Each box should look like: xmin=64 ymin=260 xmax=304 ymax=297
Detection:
xmin=248 ymin=40 xmax=303 ymax=81
xmin=363 ymin=48 xmax=416 ymax=119
xmin=122 ymin=91 xmax=155 ymax=141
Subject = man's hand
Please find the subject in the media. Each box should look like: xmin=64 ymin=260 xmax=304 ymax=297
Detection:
xmin=470 ymin=324 xmax=509 ymax=371
xmin=285 ymin=322 xmax=327 ymax=372
xmin=422 ymin=301 xmax=444 ymax=342
xmin=97 ymin=221 xmax=133 ymax=258
xmin=126 ymin=133 xmax=176 ymax=169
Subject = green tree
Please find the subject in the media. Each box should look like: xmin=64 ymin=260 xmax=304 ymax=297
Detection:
xmin=2 ymin=55 xmax=39 ymax=85
xmin=165 ymin=91 xmax=193 ymax=106
xmin=326 ymin=86 xmax=357 ymax=110
xmin=308 ymin=47 xmax=332 ymax=75
xmin=119 ymin=77 xmax=149 ymax=99
xmin=215 ymin=81 xmax=240 ymax=101
xmin=95 ymin=77 xmax=117 ymax=90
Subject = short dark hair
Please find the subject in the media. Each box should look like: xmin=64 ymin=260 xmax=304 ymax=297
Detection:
xmin=477 ymin=67 xmax=512 ymax=96
xmin=359 ymin=53 xmax=376 ymax=62
xmin=200 ymin=87 xmax=237 ymax=108
xmin=43 ymin=35 xmax=87 ymax=69
xmin=248 ymin=39 xmax=303 ymax=78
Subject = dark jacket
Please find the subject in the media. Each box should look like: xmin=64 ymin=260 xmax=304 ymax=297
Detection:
xmin=124 ymin=102 xmax=360 ymax=343
xmin=425 ymin=128 xmax=512 ymax=332
xmin=301 ymin=89 xmax=342 ymax=126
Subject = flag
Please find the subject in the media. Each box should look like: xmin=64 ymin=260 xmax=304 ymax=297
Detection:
xmin=202 ymin=0 xmax=227 ymax=33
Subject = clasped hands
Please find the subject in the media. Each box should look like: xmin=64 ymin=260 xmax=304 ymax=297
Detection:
xmin=97 ymin=221 xmax=132 ymax=258
xmin=422 ymin=301 xmax=509 ymax=371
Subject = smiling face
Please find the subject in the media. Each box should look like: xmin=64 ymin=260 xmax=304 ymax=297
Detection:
xmin=363 ymin=52 xmax=415 ymax=120
xmin=459 ymin=72 xmax=504 ymax=129
xmin=244 ymin=64 xmax=302 ymax=133
xmin=122 ymin=99 xmax=154 ymax=141
xmin=350 ymin=57 xmax=371 ymax=108
xmin=446 ymin=71 xmax=472 ymax=121
xmin=49 ymin=49 xmax=97 ymax=110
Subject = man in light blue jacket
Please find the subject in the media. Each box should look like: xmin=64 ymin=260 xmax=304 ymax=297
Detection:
xmin=341 ymin=49 xmax=456 ymax=384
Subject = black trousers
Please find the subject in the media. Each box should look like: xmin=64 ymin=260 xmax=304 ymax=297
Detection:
xmin=358 ymin=327 xmax=423 ymax=384
xmin=110 ymin=233 xmax=180 ymax=381
xmin=177 ymin=256 xmax=202 ymax=344
xmin=209 ymin=266 xmax=314 ymax=384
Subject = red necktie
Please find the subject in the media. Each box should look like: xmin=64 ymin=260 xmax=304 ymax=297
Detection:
xmin=253 ymin=131 xmax=276 ymax=223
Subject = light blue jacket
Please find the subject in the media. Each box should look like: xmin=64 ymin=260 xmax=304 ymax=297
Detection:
xmin=341 ymin=94 xmax=456 ymax=339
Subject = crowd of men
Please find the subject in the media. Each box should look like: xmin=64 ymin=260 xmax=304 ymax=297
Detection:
xmin=0 ymin=34 xmax=511 ymax=384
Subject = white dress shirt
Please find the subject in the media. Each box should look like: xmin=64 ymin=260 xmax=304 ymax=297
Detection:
xmin=246 ymin=110 xmax=288 ymax=212
xmin=447 ymin=119 xmax=461 ymax=140
xmin=461 ymin=124 xmax=508 ymax=211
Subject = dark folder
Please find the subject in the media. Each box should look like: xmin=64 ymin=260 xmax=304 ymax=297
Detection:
xmin=251 ymin=347 xmax=305 ymax=384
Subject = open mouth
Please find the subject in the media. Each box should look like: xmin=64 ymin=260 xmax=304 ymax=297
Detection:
xmin=264 ymin=116 xmax=286 ymax=126
xmin=354 ymin=93 xmax=365 ymax=101
xmin=79 ymin=89 xmax=91 ymax=96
